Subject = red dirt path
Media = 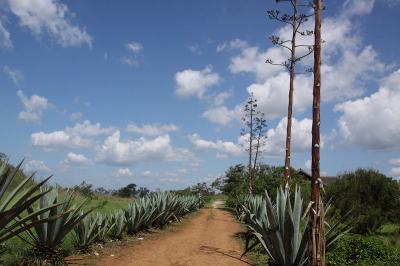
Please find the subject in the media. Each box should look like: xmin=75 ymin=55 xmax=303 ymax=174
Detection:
xmin=69 ymin=201 xmax=251 ymax=266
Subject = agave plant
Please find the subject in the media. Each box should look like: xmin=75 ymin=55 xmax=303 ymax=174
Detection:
xmin=95 ymin=213 xmax=113 ymax=243
xmin=150 ymin=192 xmax=183 ymax=227
xmin=74 ymin=213 xmax=101 ymax=251
xmin=109 ymin=210 xmax=127 ymax=239
xmin=0 ymin=161 xmax=55 ymax=253
xmin=242 ymin=186 xmax=311 ymax=266
xmin=20 ymin=188 xmax=93 ymax=256
xmin=242 ymin=186 xmax=351 ymax=266
xmin=125 ymin=198 xmax=156 ymax=235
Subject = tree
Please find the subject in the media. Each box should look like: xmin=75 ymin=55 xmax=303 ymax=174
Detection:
xmin=114 ymin=183 xmax=137 ymax=198
xmin=241 ymin=94 xmax=268 ymax=194
xmin=73 ymin=181 xmax=95 ymax=198
xmin=267 ymin=0 xmax=314 ymax=185
xmin=309 ymin=0 xmax=324 ymax=265
xmin=137 ymin=186 xmax=150 ymax=197
xmin=326 ymin=169 xmax=400 ymax=234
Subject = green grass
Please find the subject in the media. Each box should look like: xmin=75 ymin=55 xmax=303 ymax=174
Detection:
xmin=375 ymin=223 xmax=400 ymax=250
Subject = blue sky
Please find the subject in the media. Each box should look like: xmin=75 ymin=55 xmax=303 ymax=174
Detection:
xmin=0 ymin=0 xmax=399 ymax=190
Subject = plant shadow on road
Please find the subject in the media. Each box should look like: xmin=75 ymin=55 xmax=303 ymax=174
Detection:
xmin=199 ymin=245 xmax=254 ymax=265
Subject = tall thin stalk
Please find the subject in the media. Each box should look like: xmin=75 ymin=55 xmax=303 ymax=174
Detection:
xmin=309 ymin=0 xmax=325 ymax=265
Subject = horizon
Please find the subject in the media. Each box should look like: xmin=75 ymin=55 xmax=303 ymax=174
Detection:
xmin=1 ymin=0 xmax=400 ymax=190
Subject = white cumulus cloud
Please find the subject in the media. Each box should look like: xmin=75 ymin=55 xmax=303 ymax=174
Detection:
xmin=114 ymin=168 xmax=133 ymax=178
xmin=126 ymin=123 xmax=179 ymax=136
xmin=189 ymin=134 xmax=243 ymax=158
xmin=95 ymin=131 xmax=192 ymax=166
xmin=175 ymin=66 xmax=220 ymax=99
xmin=3 ymin=65 xmax=23 ymax=84
xmin=59 ymin=152 xmax=91 ymax=170
xmin=24 ymin=160 xmax=51 ymax=175
xmin=31 ymin=120 xmax=115 ymax=150
xmin=7 ymin=0 xmax=92 ymax=47
xmin=334 ymin=69 xmax=400 ymax=150
xmin=17 ymin=90 xmax=50 ymax=123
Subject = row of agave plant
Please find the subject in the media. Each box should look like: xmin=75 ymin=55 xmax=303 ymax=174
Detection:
xmin=0 ymin=161 xmax=204 ymax=262
xmin=238 ymin=186 xmax=352 ymax=266
xmin=75 ymin=191 xmax=204 ymax=249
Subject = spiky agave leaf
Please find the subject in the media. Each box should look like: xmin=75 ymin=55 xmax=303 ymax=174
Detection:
xmin=21 ymin=188 xmax=93 ymax=254
xmin=74 ymin=213 xmax=101 ymax=251
xmin=109 ymin=210 xmax=127 ymax=239
xmin=242 ymin=186 xmax=310 ymax=266
xmin=0 ymin=161 xmax=56 ymax=250
xmin=95 ymin=213 xmax=113 ymax=243
xmin=125 ymin=199 xmax=153 ymax=235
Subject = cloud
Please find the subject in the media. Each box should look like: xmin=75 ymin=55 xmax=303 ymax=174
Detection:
xmin=95 ymin=131 xmax=192 ymax=166
xmin=305 ymin=160 xmax=311 ymax=170
xmin=343 ymin=0 xmax=375 ymax=16
xmin=217 ymin=39 xmax=248 ymax=53
xmin=121 ymin=41 xmax=143 ymax=67
xmin=188 ymin=134 xmax=243 ymax=158
xmin=126 ymin=123 xmax=179 ymax=136
xmin=23 ymin=160 xmax=51 ymax=175
xmin=7 ymin=0 xmax=92 ymax=47
xmin=69 ymin=112 xmax=83 ymax=121
xmin=202 ymin=105 xmax=239 ymax=126
xmin=210 ymin=91 xmax=232 ymax=106
xmin=31 ymin=120 xmax=115 ymax=150
xmin=262 ymin=117 xmax=314 ymax=156
xmin=114 ymin=168 xmax=133 ymax=178
xmin=202 ymin=91 xmax=239 ymax=126
xmin=334 ymin=69 xmax=400 ymax=150
xmin=59 ymin=152 xmax=91 ymax=170
xmin=190 ymin=117 xmax=313 ymax=158
xmin=141 ymin=170 xmax=158 ymax=177
xmin=120 ymin=57 xmax=140 ymax=67
xmin=17 ymin=90 xmax=50 ymax=123
xmin=384 ymin=0 xmax=400 ymax=7
xmin=389 ymin=158 xmax=400 ymax=178
xmin=175 ymin=66 xmax=220 ymax=98
xmin=3 ymin=65 xmax=23 ymax=84
xmin=247 ymin=72 xmax=312 ymax=120
xmin=188 ymin=44 xmax=202 ymax=55
xmin=126 ymin=41 xmax=143 ymax=54
xmin=228 ymin=0 xmax=386 ymax=114
xmin=229 ymin=45 xmax=286 ymax=82
xmin=0 ymin=20 xmax=12 ymax=49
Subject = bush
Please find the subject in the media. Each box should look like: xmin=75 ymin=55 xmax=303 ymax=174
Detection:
xmin=327 ymin=234 xmax=400 ymax=266
xmin=326 ymin=169 xmax=400 ymax=234
xmin=219 ymin=164 xmax=311 ymax=208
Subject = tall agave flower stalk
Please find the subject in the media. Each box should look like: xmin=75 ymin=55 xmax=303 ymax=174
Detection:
xmin=0 ymin=161 xmax=55 ymax=253
xmin=21 ymin=188 xmax=93 ymax=256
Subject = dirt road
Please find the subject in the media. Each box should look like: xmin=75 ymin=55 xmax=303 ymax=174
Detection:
xmin=75 ymin=201 xmax=250 ymax=266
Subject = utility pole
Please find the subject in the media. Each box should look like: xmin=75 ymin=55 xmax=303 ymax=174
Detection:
xmin=309 ymin=0 xmax=325 ymax=265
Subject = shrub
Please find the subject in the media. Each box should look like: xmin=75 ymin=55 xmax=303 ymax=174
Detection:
xmin=326 ymin=169 xmax=400 ymax=234
xmin=327 ymin=234 xmax=400 ymax=266
xmin=220 ymin=164 xmax=311 ymax=208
